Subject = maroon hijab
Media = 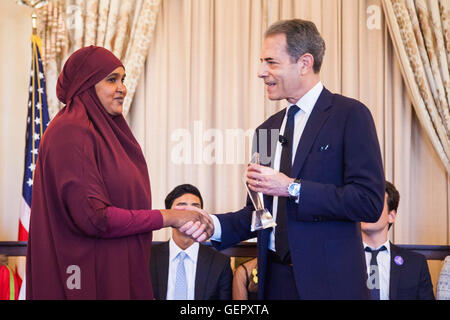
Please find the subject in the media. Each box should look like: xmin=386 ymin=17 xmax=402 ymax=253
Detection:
xmin=27 ymin=46 xmax=157 ymax=299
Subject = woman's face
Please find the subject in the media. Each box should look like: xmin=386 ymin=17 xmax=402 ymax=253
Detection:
xmin=95 ymin=67 xmax=127 ymax=116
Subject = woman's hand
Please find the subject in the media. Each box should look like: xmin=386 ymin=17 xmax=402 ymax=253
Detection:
xmin=160 ymin=206 xmax=214 ymax=242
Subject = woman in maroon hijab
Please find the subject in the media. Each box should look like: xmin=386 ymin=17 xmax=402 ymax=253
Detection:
xmin=26 ymin=46 xmax=212 ymax=299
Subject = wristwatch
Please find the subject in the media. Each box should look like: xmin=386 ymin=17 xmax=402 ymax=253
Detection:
xmin=287 ymin=179 xmax=301 ymax=203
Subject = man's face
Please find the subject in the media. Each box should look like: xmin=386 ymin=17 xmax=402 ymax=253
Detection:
xmin=361 ymin=193 xmax=396 ymax=235
xmin=258 ymin=33 xmax=303 ymax=104
xmin=171 ymin=193 xmax=202 ymax=209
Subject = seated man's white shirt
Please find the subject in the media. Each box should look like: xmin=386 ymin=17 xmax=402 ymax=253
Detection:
xmin=363 ymin=240 xmax=391 ymax=300
xmin=166 ymin=238 xmax=199 ymax=300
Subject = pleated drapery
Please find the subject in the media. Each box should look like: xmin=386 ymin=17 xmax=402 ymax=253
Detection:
xmin=382 ymin=0 xmax=450 ymax=173
xmin=35 ymin=0 xmax=161 ymax=118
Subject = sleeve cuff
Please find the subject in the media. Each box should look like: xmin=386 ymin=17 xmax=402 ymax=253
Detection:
xmin=210 ymin=214 xmax=222 ymax=242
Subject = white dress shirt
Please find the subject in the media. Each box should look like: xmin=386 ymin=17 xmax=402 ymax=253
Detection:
xmin=166 ymin=238 xmax=199 ymax=300
xmin=211 ymin=81 xmax=324 ymax=252
xmin=267 ymin=81 xmax=323 ymax=251
xmin=363 ymin=240 xmax=391 ymax=300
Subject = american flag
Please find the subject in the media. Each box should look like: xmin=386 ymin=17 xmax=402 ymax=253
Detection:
xmin=16 ymin=35 xmax=51 ymax=299
xmin=18 ymin=35 xmax=50 ymax=242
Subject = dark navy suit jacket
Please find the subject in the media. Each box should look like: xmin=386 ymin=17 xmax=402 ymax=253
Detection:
xmin=212 ymin=87 xmax=385 ymax=299
xmin=150 ymin=242 xmax=232 ymax=300
xmin=389 ymin=243 xmax=435 ymax=300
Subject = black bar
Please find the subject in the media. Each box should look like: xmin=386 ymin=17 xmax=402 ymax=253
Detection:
xmin=0 ymin=241 xmax=28 ymax=256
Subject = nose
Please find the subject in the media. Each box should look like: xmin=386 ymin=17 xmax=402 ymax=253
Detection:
xmin=117 ymin=81 xmax=127 ymax=95
xmin=258 ymin=62 xmax=268 ymax=79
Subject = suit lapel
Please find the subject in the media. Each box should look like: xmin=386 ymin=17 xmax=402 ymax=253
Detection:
xmin=389 ymin=242 xmax=402 ymax=300
xmin=157 ymin=242 xmax=170 ymax=300
xmin=256 ymin=111 xmax=284 ymax=210
xmin=257 ymin=110 xmax=285 ymax=169
xmin=291 ymin=88 xmax=333 ymax=178
xmin=195 ymin=245 xmax=212 ymax=300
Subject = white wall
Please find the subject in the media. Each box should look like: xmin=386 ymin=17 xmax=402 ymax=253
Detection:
xmin=0 ymin=0 xmax=32 ymax=240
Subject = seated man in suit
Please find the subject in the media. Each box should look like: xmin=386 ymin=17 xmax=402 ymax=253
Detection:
xmin=150 ymin=184 xmax=232 ymax=300
xmin=361 ymin=181 xmax=435 ymax=300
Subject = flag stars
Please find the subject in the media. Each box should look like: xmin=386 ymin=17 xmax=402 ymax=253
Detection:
xmin=24 ymin=50 xmax=49 ymax=195
xmin=28 ymin=163 xmax=36 ymax=172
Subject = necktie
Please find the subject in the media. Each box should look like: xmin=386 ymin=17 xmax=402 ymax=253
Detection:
xmin=365 ymin=246 xmax=387 ymax=300
xmin=275 ymin=105 xmax=300 ymax=263
xmin=174 ymin=251 xmax=187 ymax=300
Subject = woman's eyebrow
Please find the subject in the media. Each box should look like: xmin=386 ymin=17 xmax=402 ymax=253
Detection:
xmin=107 ymin=73 xmax=126 ymax=78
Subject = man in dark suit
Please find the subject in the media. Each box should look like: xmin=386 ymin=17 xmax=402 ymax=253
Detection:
xmin=361 ymin=181 xmax=435 ymax=300
xmin=150 ymin=184 xmax=232 ymax=300
xmin=202 ymin=19 xmax=385 ymax=299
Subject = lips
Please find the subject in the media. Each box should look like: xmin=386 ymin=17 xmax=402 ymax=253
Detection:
xmin=265 ymin=82 xmax=277 ymax=94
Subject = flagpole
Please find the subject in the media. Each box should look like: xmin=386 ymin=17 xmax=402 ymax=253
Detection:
xmin=16 ymin=1 xmax=48 ymax=34
xmin=15 ymin=0 xmax=50 ymax=301
xmin=16 ymin=1 xmax=48 ymax=30
xmin=31 ymin=12 xmax=37 ymax=36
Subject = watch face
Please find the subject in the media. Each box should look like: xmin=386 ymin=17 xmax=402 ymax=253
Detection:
xmin=289 ymin=183 xmax=300 ymax=196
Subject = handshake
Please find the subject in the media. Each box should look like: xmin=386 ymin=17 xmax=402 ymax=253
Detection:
xmin=159 ymin=163 xmax=294 ymax=242
xmin=160 ymin=206 xmax=214 ymax=242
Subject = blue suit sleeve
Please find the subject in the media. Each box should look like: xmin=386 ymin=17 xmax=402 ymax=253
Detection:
xmin=211 ymin=199 xmax=257 ymax=251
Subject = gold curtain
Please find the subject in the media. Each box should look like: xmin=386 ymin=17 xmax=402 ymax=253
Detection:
xmin=35 ymin=0 xmax=161 ymax=118
xmin=382 ymin=0 xmax=450 ymax=173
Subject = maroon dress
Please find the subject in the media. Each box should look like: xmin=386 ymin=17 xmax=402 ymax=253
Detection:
xmin=26 ymin=46 xmax=163 ymax=299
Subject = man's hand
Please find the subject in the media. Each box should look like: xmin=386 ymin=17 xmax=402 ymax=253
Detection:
xmin=161 ymin=206 xmax=214 ymax=242
xmin=246 ymin=164 xmax=294 ymax=197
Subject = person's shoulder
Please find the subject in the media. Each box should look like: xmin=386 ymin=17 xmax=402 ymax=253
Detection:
xmin=151 ymin=241 xmax=169 ymax=252
xmin=38 ymin=119 xmax=96 ymax=160
xmin=44 ymin=114 xmax=94 ymax=146
xmin=324 ymin=90 xmax=376 ymax=125
xmin=256 ymin=109 xmax=286 ymax=131
xmin=200 ymin=243 xmax=230 ymax=262
xmin=391 ymin=243 xmax=428 ymax=264
xmin=243 ymin=258 xmax=257 ymax=269
xmin=149 ymin=242 xmax=169 ymax=264
xmin=329 ymin=90 xmax=369 ymax=113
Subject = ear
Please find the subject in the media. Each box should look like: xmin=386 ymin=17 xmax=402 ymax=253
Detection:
xmin=387 ymin=209 xmax=397 ymax=225
xmin=297 ymin=53 xmax=315 ymax=75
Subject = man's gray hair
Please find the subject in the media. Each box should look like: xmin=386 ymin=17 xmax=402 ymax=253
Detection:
xmin=265 ymin=19 xmax=326 ymax=73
